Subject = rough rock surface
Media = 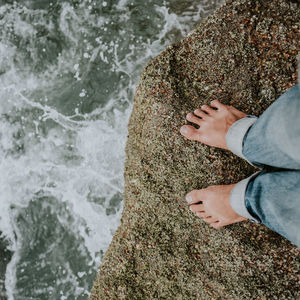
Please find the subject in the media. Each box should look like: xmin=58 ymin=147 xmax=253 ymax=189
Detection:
xmin=90 ymin=0 xmax=300 ymax=299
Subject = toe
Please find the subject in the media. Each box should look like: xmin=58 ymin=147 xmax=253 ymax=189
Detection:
xmin=195 ymin=211 xmax=210 ymax=218
xmin=194 ymin=109 xmax=208 ymax=119
xmin=186 ymin=113 xmax=203 ymax=126
xmin=210 ymin=221 xmax=223 ymax=229
xmin=203 ymin=216 xmax=214 ymax=223
xmin=210 ymin=99 xmax=227 ymax=111
xmin=189 ymin=203 xmax=205 ymax=213
xmin=185 ymin=189 xmax=206 ymax=204
xmin=205 ymin=217 xmax=220 ymax=224
xmin=180 ymin=125 xmax=200 ymax=141
xmin=200 ymin=105 xmax=216 ymax=115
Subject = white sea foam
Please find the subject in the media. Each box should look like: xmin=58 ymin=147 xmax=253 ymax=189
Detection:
xmin=0 ymin=0 xmax=224 ymax=298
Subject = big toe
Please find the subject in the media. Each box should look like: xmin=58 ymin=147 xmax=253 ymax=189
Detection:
xmin=180 ymin=125 xmax=199 ymax=140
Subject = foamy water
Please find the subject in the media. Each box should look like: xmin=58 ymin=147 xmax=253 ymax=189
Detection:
xmin=0 ymin=1 xmax=223 ymax=298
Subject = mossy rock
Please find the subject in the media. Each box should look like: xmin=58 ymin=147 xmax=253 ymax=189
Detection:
xmin=90 ymin=0 xmax=300 ymax=299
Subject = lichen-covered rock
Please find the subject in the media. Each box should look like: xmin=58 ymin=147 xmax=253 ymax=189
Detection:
xmin=90 ymin=0 xmax=300 ymax=299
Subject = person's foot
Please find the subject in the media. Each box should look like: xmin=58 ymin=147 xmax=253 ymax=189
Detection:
xmin=180 ymin=100 xmax=246 ymax=150
xmin=186 ymin=184 xmax=247 ymax=229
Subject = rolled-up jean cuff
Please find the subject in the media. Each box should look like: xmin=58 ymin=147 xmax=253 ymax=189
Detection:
xmin=230 ymin=172 xmax=261 ymax=224
xmin=226 ymin=115 xmax=258 ymax=163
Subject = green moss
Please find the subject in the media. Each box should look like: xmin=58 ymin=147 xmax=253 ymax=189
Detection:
xmin=90 ymin=0 xmax=300 ymax=299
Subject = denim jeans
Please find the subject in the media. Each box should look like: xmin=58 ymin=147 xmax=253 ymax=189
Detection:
xmin=226 ymin=84 xmax=300 ymax=247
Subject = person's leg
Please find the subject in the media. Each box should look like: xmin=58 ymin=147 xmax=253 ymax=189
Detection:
xmin=181 ymin=85 xmax=300 ymax=169
xmin=226 ymin=85 xmax=300 ymax=169
xmin=186 ymin=170 xmax=300 ymax=247
xmin=241 ymin=170 xmax=300 ymax=247
xmin=181 ymin=83 xmax=300 ymax=246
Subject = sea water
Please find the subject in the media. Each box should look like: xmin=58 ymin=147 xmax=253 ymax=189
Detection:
xmin=0 ymin=0 xmax=223 ymax=299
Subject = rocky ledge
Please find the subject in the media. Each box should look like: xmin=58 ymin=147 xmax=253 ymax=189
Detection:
xmin=90 ymin=0 xmax=300 ymax=299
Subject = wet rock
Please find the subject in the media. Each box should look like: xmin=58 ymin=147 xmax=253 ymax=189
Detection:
xmin=0 ymin=237 xmax=12 ymax=300
xmin=90 ymin=0 xmax=300 ymax=299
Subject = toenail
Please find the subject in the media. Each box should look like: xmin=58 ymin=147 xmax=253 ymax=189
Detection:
xmin=186 ymin=195 xmax=193 ymax=203
xmin=180 ymin=126 xmax=189 ymax=134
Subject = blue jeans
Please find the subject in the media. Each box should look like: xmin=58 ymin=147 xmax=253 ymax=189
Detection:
xmin=226 ymin=85 xmax=300 ymax=247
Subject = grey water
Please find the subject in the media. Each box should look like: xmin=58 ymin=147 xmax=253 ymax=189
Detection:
xmin=0 ymin=0 xmax=223 ymax=299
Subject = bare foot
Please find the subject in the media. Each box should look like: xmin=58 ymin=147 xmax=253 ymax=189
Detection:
xmin=180 ymin=100 xmax=246 ymax=150
xmin=186 ymin=184 xmax=247 ymax=228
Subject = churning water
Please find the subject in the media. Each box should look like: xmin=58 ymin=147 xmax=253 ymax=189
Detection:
xmin=0 ymin=0 xmax=223 ymax=299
